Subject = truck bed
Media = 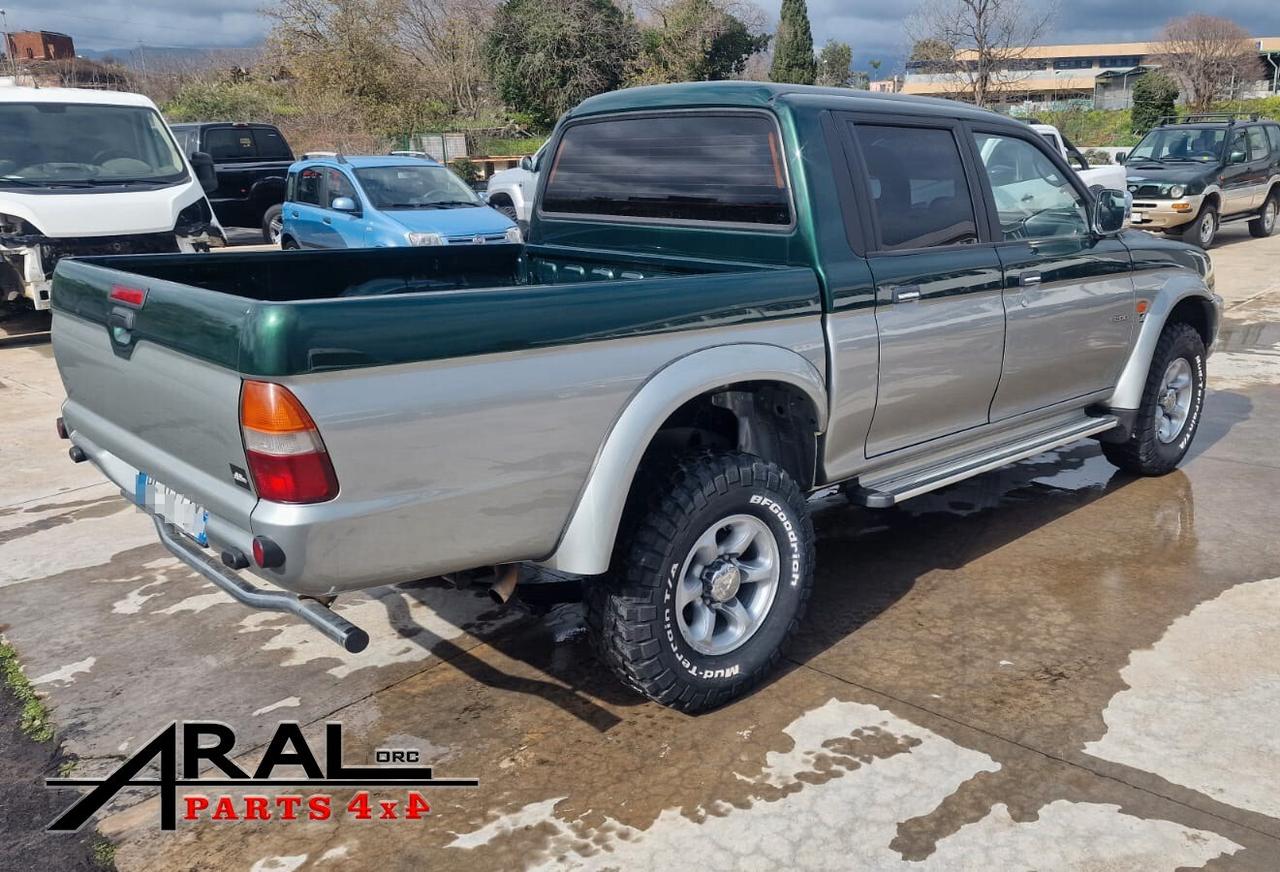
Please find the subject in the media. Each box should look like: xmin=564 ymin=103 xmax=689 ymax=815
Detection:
xmin=54 ymin=244 xmax=816 ymax=376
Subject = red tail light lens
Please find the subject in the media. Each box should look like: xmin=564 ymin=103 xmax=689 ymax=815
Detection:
xmin=240 ymin=381 xmax=339 ymax=504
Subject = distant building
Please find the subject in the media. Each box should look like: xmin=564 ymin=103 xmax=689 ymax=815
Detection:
xmin=4 ymin=31 xmax=75 ymax=62
xmin=903 ymin=37 xmax=1280 ymax=109
xmin=869 ymin=77 xmax=901 ymax=94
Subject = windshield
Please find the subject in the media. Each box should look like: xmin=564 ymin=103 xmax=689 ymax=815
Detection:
xmin=353 ymin=165 xmax=481 ymax=209
xmin=1129 ymin=128 xmax=1225 ymax=163
xmin=0 ymin=102 xmax=187 ymax=188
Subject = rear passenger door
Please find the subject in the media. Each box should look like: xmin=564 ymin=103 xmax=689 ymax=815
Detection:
xmin=839 ymin=116 xmax=1006 ymax=457
xmin=1244 ymin=126 xmax=1272 ymax=209
xmin=968 ymin=128 xmax=1134 ymax=420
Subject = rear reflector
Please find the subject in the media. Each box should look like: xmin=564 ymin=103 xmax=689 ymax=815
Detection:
xmin=240 ymin=381 xmax=338 ymax=504
xmin=109 ymin=285 xmax=147 ymax=307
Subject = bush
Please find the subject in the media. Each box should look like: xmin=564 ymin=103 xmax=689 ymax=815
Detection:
xmin=1131 ymin=72 xmax=1178 ymax=135
xmin=450 ymin=158 xmax=481 ymax=184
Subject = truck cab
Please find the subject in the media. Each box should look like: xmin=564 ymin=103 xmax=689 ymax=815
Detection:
xmin=0 ymin=87 xmax=223 ymax=314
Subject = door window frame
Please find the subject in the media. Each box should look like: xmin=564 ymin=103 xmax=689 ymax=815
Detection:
xmin=964 ymin=123 xmax=1095 ymax=244
xmin=832 ymin=111 xmax=996 ymax=257
xmin=321 ymin=166 xmax=362 ymax=215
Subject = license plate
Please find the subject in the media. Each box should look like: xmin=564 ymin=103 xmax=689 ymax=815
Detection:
xmin=135 ymin=472 xmax=208 ymax=545
xmin=1130 ymin=211 xmax=1146 ymax=223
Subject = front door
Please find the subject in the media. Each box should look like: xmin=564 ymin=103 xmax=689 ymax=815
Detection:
xmin=969 ymin=129 xmax=1135 ymax=421
xmin=843 ymin=120 xmax=1007 ymax=457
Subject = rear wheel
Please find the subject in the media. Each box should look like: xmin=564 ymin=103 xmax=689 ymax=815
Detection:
xmin=1249 ymin=191 xmax=1278 ymax=238
xmin=262 ymin=204 xmax=284 ymax=245
xmin=491 ymin=198 xmax=518 ymax=221
xmin=1101 ymin=322 xmax=1206 ymax=476
xmin=281 ymin=235 xmax=299 ymax=250
xmin=1181 ymin=203 xmax=1218 ymax=249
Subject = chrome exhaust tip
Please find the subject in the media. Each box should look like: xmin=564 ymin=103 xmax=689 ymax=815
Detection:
xmin=488 ymin=564 xmax=519 ymax=604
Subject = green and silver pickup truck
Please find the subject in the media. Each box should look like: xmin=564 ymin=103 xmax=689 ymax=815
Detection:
xmin=52 ymin=82 xmax=1220 ymax=712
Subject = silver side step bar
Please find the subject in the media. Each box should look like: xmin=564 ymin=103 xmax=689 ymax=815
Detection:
xmin=150 ymin=514 xmax=370 ymax=653
xmin=849 ymin=415 xmax=1118 ymax=508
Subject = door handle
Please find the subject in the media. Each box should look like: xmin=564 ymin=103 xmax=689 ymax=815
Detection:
xmin=889 ymin=284 xmax=922 ymax=302
xmin=290 ymin=211 xmax=299 ymax=217
xmin=1019 ymin=272 xmax=1042 ymax=287
xmin=322 ymin=217 xmax=332 ymax=225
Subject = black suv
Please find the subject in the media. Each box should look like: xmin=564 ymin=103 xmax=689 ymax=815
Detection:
xmin=1122 ymin=114 xmax=1280 ymax=248
xmin=169 ymin=122 xmax=295 ymax=243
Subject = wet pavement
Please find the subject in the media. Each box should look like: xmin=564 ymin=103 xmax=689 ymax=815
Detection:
xmin=1 ymin=224 xmax=1279 ymax=870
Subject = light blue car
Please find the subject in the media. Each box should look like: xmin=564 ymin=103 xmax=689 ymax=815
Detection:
xmin=280 ymin=154 xmax=520 ymax=249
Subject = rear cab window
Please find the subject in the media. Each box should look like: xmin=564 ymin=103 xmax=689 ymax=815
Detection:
xmin=540 ymin=113 xmax=792 ymax=227
xmin=253 ymin=127 xmax=292 ymax=160
xmin=204 ymin=127 xmax=258 ymax=161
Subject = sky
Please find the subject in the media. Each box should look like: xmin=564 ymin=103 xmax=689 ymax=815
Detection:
xmin=2 ymin=0 xmax=1279 ymax=71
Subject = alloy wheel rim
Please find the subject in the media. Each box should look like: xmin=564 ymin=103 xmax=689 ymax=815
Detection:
xmin=269 ymin=217 xmax=284 ymax=243
xmin=674 ymin=514 xmax=781 ymax=656
xmin=1266 ymin=200 xmax=1277 ymax=232
xmin=1199 ymin=213 xmax=1214 ymax=245
xmin=1155 ymin=357 xmax=1194 ymax=444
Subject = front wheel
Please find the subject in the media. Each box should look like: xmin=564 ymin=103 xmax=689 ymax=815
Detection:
xmin=1181 ymin=204 xmax=1218 ymax=249
xmin=587 ymin=452 xmax=815 ymax=713
xmin=1249 ymin=191 xmax=1278 ymax=238
xmin=262 ymin=204 xmax=284 ymax=245
xmin=1102 ymin=322 xmax=1206 ymax=476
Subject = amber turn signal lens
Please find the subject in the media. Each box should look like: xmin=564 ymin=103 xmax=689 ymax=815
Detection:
xmin=241 ymin=381 xmax=317 ymax=433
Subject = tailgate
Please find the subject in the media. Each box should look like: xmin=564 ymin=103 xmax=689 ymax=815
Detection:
xmin=51 ymin=258 xmax=257 ymax=534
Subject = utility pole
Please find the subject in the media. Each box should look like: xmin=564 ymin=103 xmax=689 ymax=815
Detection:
xmin=0 ymin=9 xmax=21 ymax=80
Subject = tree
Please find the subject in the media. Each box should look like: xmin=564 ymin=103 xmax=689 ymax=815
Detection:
xmin=905 ymin=0 xmax=1052 ymax=106
xmin=632 ymin=0 xmax=769 ymax=84
xmin=1130 ymin=70 xmax=1179 ymax=134
xmin=769 ymin=0 xmax=816 ymax=84
xmin=815 ymin=40 xmax=853 ymax=87
xmin=398 ymin=0 xmax=495 ymax=118
xmin=1154 ymin=14 xmax=1259 ymax=113
xmin=487 ymin=0 xmax=638 ymax=127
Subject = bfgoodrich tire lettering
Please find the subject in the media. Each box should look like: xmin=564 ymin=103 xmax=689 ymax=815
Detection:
xmin=1102 ymin=321 xmax=1206 ymax=476
xmin=587 ymin=452 xmax=815 ymax=712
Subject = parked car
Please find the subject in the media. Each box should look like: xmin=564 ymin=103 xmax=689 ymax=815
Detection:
xmin=0 ymin=86 xmax=223 ymax=315
xmin=1121 ymin=114 xmax=1280 ymax=248
xmin=1029 ymin=123 xmax=1128 ymax=195
xmin=280 ymin=154 xmax=519 ymax=250
xmin=52 ymin=82 xmax=1220 ymax=712
xmin=169 ymin=122 xmax=294 ymax=244
xmin=485 ymin=142 xmax=545 ymax=225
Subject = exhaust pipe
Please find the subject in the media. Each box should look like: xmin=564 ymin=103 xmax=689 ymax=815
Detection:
xmin=488 ymin=564 xmax=519 ymax=604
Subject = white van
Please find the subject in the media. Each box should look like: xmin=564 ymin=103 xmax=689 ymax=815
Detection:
xmin=0 ymin=86 xmax=224 ymax=312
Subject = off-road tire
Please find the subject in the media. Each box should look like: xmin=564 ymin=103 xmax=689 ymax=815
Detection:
xmin=1181 ymin=203 xmax=1218 ymax=248
xmin=586 ymin=452 xmax=815 ymax=713
xmin=1248 ymin=190 xmax=1278 ymax=238
xmin=1101 ymin=322 xmax=1206 ymax=476
xmin=262 ymin=204 xmax=285 ymax=244
xmin=494 ymin=201 xmax=518 ymax=221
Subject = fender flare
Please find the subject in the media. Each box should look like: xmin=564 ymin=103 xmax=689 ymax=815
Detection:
xmin=1108 ymin=281 xmax=1220 ymax=411
xmin=538 ymin=343 xmax=828 ymax=576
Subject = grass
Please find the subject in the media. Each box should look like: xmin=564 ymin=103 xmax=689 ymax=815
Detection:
xmin=91 ymin=837 xmax=117 ymax=870
xmin=0 ymin=639 xmax=54 ymax=743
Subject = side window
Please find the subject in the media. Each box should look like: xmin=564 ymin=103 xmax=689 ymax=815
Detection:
xmin=972 ymin=132 xmax=1089 ymax=240
xmin=1247 ymin=126 xmax=1269 ymax=161
xmin=253 ymin=128 xmax=292 ymax=160
xmin=1228 ymin=129 xmax=1248 ymax=162
xmin=171 ymin=128 xmax=195 ymax=155
xmin=850 ymin=124 xmax=979 ymax=250
xmin=285 ymin=171 xmax=296 ymax=202
xmin=1268 ymin=126 xmax=1280 ymax=157
xmin=204 ymin=127 xmax=256 ymax=161
xmin=325 ymin=169 xmax=358 ymax=208
xmin=296 ymin=168 xmax=323 ymax=206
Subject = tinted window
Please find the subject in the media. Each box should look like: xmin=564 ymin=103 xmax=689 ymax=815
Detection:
xmin=542 ymin=114 xmax=791 ymax=225
xmin=204 ymin=127 xmax=256 ymax=161
xmin=1129 ymin=128 xmax=1224 ymax=163
xmin=325 ymin=169 xmax=358 ymax=207
xmin=1268 ymin=125 xmax=1280 ymax=156
xmin=852 ymin=124 xmax=978 ymax=250
xmin=1247 ymin=126 xmax=1269 ymax=160
xmin=973 ymin=133 xmax=1088 ymax=240
xmin=296 ymin=167 xmax=322 ymax=205
xmin=171 ymin=128 xmax=196 ymax=155
xmin=253 ymin=128 xmax=291 ymax=160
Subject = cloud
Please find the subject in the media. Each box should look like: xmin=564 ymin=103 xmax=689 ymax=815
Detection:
xmin=1 ymin=0 xmax=270 ymax=50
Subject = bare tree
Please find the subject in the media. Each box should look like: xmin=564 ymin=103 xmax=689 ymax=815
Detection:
xmin=398 ymin=0 xmax=495 ymax=118
xmin=906 ymin=0 xmax=1053 ymax=106
xmin=1154 ymin=14 xmax=1260 ymax=113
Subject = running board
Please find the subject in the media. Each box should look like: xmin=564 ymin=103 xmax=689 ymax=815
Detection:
xmin=849 ymin=416 xmax=1118 ymax=508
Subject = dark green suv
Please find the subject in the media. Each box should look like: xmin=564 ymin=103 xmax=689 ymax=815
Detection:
xmin=1123 ymin=114 xmax=1280 ymax=248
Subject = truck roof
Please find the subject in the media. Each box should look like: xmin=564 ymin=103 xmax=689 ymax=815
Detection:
xmin=567 ymin=80 xmax=1016 ymax=127
xmin=293 ymin=154 xmax=442 ymax=169
xmin=169 ymin=121 xmax=282 ymax=130
xmin=0 ymin=86 xmax=160 ymax=109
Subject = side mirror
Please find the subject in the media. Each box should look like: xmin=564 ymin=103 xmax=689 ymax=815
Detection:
xmin=189 ymin=151 xmax=217 ymax=192
xmin=1093 ymin=188 xmax=1127 ymax=235
xmin=331 ymin=196 xmax=358 ymax=212
xmin=519 ymin=155 xmax=534 ymax=172
xmin=1230 ymin=149 xmax=1247 ymax=164
xmin=1115 ymin=151 xmax=1127 ymax=164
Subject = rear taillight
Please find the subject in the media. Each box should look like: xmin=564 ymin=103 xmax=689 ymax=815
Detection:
xmin=240 ymin=381 xmax=338 ymax=504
